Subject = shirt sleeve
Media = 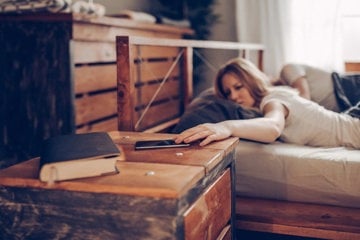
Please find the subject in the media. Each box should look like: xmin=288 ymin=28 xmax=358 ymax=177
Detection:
xmin=280 ymin=64 xmax=306 ymax=85
xmin=260 ymin=89 xmax=291 ymax=113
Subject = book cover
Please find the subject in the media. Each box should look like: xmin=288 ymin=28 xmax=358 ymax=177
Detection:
xmin=39 ymin=132 xmax=121 ymax=182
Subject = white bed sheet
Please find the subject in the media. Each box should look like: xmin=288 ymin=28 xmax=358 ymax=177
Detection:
xmin=235 ymin=140 xmax=360 ymax=208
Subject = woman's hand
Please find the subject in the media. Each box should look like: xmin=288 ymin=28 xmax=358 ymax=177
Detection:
xmin=174 ymin=122 xmax=232 ymax=146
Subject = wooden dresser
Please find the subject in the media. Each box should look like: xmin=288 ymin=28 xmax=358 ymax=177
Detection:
xmin=0 ymin=13 xmax=193 ymax=162
xmin=0 ymin=131 xmax=238 ymax=240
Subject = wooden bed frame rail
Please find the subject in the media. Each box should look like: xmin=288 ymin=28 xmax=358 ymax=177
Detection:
xmin=116 ymin=35 xmax=264 ymax=133
xmin=236 ymin=197 xmax=360 ymax=239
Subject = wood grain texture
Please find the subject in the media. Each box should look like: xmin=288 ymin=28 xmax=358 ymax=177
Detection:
xmin=345 ymin=62 xmax=360 ymax=72
xmin=0 ymin=20 xmax=74 ymax=162
xmin=0 ymin=158 xmax=204 ymax=198
xmin=74 ymin=64 xmax=117 ymax=94
xmin=72 ymin=41 xmax=116 ymax=64
xmin=184 ymin=169 xmax=231 ymax=240
xmin=135 ymin=79 xmax=180 ymax=106
xmin=109 ymin=131 xmax=239 ymax=174
xmin=236 ymin=197 xmax=360 ymax=239
xmin=76 ymin=117 xmax=118 ymax=133
xmin=75 ymin=91 xmax=117 ymax=125
xmin=0 ymin=186 xmax=181 ymax=240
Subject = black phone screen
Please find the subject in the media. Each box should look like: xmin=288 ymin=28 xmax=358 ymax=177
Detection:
xmin=134 ymin=139 xmax=190 ymax=150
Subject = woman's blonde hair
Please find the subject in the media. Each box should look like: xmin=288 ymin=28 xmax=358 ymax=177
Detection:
xmin=215 ymin=58 xmax=270 ymax=107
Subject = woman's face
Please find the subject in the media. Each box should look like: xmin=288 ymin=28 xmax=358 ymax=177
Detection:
xmin=221 ymin=73 xmax=255 ymax=108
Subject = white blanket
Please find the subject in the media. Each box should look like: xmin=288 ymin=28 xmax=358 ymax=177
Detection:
xmin=235 ymin=140 xmax=360 ymax=208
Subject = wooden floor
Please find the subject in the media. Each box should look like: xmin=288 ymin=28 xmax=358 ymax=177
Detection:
xmin=236 ymin=230 xmax=322 ymax=240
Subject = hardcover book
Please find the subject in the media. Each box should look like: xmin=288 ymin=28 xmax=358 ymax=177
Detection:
xmin=39 ymin=132 xmax=121 ymax=182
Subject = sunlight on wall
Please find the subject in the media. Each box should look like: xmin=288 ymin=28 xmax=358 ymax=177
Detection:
xmin=341 ymin=0 xmax=360 ymax=61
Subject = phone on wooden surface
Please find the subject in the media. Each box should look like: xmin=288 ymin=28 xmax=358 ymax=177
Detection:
xmin=134 ymin=139 xmax=190 ymax=150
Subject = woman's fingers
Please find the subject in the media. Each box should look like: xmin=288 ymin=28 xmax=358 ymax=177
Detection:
xmin=174 ymin=125 xmax=214 ymax=144
xmin=183 ymin=129 xmax=213 ymax=143
xmin=199 ymin=134 xmax=218 ymax=146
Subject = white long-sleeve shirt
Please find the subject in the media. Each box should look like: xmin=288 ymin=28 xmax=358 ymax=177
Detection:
xmin=260 ymin=88 xmax=360 ymax=149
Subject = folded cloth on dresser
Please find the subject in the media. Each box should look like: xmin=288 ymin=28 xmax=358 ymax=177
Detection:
xmin=0 ymin=0 xmax=71 ymax=13
xmin=332 ymin=72 xmax=360 ymax=118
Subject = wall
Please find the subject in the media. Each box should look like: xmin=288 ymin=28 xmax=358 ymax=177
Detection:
xmin=341 ymin=0 xmax=360 ymax=63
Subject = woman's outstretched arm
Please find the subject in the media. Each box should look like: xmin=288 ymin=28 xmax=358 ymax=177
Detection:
xmin=174 ymin=101 xmax=288 ymax=146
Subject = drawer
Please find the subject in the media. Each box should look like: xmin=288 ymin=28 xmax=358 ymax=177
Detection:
xmin=184 ymin=168 xmax=231 ymax=240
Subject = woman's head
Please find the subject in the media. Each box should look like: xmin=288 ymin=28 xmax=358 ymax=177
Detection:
xmin=215 ymin=58 xmax=269 ymax=108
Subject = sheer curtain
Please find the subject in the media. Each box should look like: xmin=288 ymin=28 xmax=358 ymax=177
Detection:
xmin=235 ymin=0 xmax=344 ymax=77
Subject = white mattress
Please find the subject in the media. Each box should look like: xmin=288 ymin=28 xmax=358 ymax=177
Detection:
xmin=235 ymin=140 xmax=360 ymax=208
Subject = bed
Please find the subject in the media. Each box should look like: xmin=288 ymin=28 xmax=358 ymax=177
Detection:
xmin=116 ymin=35 xmax=360 ymax=239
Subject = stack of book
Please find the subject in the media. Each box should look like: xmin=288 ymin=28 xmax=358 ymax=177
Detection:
xmin=39 ymin=132 xmax=122 ymax=183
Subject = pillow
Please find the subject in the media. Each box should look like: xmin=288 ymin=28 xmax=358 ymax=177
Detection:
xmin=171 ymin=88 xmax=262 ymax=133
xmin=332 ymin=72 xmax=360 ymax=109
xmin=332 ymin=72 xmax=360 ymax=118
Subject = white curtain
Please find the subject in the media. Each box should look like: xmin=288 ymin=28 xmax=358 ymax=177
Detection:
xmin=235 ymin=0 xmax=344 ymax=77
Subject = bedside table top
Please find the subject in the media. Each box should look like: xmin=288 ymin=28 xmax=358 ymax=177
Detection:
xmin=0 ymin=131 xmax=238 ymax=199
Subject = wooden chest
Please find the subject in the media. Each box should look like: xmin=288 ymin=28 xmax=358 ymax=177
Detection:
xmin=0 ymin=131 xmax=238 ymax=240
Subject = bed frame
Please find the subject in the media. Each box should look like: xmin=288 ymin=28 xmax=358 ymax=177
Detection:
xmin=116 ymin=36 xmax=360 ymax=239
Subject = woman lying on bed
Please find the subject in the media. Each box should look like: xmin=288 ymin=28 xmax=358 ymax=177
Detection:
xmin=174 ymin=58 xmax=360 ymax=149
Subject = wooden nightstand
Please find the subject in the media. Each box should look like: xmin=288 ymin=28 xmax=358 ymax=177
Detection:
xmin=0 ymin=131 xmax=238 ymax=240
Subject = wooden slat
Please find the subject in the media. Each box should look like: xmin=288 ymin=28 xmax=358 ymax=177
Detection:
xmin=126 ymin=36 xmax=264 ymax=71
xmin=137 ymin=60 xmax=180 ymax=83
xmin=76 ymin=117 xmax=118 ymax=134
xmin=236 ymin=221 xmax=360 ymax=240
xmin=72 ymin=13 xmax=194 ymax=37
xmin=134 ymin=79 xmax=180 ymax=106
xmin=88 ymin=117 xmax=118 ymax=132
xmin=74 ymin=64 xmax=116 ymax=94
xmin=184 ymin=169 xmax=231 ymax=240
xmin=134 ymin=45 xmax=180 ymax=59
xmin=117 ymin=37 xmax=136 ymax=131
xmin=143 ymin=118 xmax=180 ymax=133
xmin=127 ymin=36 xmax=265 ymax=51
xmin=73 ymin=23 xmax=183 ymax=42
xmin=72 ymin=41 xmax=116 ymax=64
xmin=183 ymin=47 xmax=194 ymax=106
xmin=345 ymin=62 xmax=360 ymax=72
xmin=134 ymin=99 xmax=181 ymax=131
xmin=75 ymin=91 xmax=117 ymax=125
xmin=236 ymin=197 xmax=360 ymax=239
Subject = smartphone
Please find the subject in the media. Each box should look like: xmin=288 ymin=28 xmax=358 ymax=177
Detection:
xmin=134 ymin=139 xmax=190 ymax=150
